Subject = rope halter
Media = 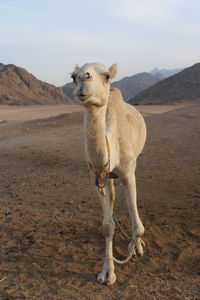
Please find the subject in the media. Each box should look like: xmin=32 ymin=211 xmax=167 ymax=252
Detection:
xmin=88 ymin=136 xmax=110 ymax=195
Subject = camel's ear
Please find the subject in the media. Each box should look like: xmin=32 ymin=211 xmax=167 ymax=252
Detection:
xmin=71 ymin=64 xmax=80 ymax=82
xmin=109 ymin=63 xmax=117 ymax=79
xmin=75 ymin=64 xmax=80 ymax=70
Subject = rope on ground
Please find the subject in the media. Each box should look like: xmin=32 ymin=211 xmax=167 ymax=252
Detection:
xmin=0 ymin=277 xmax=7 ymax=284
xmin=113 ymin=244 xmax=136 ymax=265
xmin=112 ymin=212 xmax=136 ymax=265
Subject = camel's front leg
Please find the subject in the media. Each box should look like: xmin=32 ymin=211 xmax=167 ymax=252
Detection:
xmin=123 ymin=172 xmax=145 ymax=257
xmin=97 ymin=186 xmax=116 ymax=285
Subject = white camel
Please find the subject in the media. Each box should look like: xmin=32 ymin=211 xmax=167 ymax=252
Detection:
xmin=71 ymin=62 xmax=146 ymax=285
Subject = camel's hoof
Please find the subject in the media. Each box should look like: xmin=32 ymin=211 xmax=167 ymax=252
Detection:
xmin=97 ymin=278 xmax=105 ymax=285
xmin=105 ymin=273 xmax=116 ymax=286
xmin=128 ymin=238 xmax=145 ymax=257
xmin=97 ymin=271 xmax=106 ymax=284
xmin=97 ymin=271 xmax=116 ymax=285
xmin=136 ymin=238 xmax=145 ymax=257
xmin=141 ymin=239 xmax=146 ymax=247
xmin=128 ymin=241 xmax=136 ymax=255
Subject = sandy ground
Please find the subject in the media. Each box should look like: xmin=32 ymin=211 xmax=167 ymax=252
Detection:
xmin=0 ymin=104 xmax=199 ymax=299
xmin=135 ymin=103 xmax=187 ymax=115
xmin=0 ymin=105 xmax=84 ymax=122
xmin=0 ymin=103 xmax=186 ymax=122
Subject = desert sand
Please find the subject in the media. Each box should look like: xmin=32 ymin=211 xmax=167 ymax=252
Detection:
xmin=0 ymin=104 xmax=199 ymax=299
xmin=0 ymin=105 xmax=84 ymax=122
xmin=0 ymin=104 xmax=187 ymax=123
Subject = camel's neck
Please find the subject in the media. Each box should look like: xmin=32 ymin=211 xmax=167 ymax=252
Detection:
xmin=84 ymin=105 xmax=108 ymax=170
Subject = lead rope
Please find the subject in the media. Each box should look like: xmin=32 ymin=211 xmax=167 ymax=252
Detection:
xmin=88 ymin=136 xmax=136 ymax=265
xmin=113 ymin=245 xmax=136 ymax=265
xmin=112 ymin=212 xmax=137 ymax=264
xmin=113 ymin=212 xmax=132 ymax=241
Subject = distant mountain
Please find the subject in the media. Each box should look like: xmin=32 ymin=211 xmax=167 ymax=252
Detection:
xmin=0 ymin=63 xmax=71 ymax=105
xmin=112 ymin=72 xmax=161 ymax=101
xmin=151 ymin=72 xmax=165 ymax=81
xmin=150 ymin=68 xmax=182 ymax=79
xmin=129 ymin=63 xmax=200 ymax=105
xmin=61 ymin=82 xmax=75 ymax=101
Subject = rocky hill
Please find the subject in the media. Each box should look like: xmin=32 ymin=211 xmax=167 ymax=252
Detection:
xmin=61 ymin=82 xmax=75 ymax=101
xmin=0 ymin=63 xmax=71 ymax=105
xmin=112 ymin=72 xmax=160 ymax=101
xmin=150 ymin=68 xmax=182 ymax=79
xmin=129 ymin=63 xmax=200 ymax=105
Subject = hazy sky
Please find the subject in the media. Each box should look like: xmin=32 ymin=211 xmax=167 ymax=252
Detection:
xmin=1 ymin=0 xmax=200 ymax=86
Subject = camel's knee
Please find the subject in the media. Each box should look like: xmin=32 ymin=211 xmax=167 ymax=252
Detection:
xmin=103 ymin=221 xmax=115 ymax=238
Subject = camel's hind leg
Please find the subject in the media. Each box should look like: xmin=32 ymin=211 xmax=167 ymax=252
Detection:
xmin=123 ymin=165 xmax=145 ymax=257
xmin=97 ymin=180 xmax=116 ymax=285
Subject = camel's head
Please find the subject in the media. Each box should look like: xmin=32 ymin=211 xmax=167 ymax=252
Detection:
xmin=71 ymin=62 xmax=117 ymax=107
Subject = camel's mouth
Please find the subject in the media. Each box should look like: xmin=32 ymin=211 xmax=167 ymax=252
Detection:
xmin=77 ymin=93 xmax=92 ymax=101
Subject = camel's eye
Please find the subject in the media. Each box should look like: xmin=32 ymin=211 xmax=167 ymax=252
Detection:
xmin=105 ymin=73 xmax=110 ymax=81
